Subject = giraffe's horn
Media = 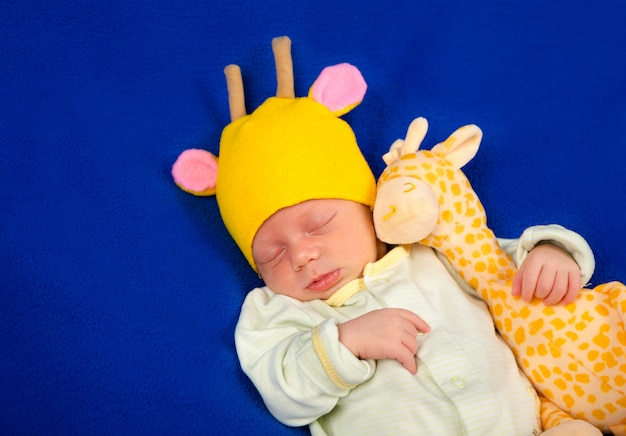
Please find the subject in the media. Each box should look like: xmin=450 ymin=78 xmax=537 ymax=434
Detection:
xmin=272 ymin=36 xmax=295 ymax=98
xmin=224 ymin=64 xmax=246 ymax=122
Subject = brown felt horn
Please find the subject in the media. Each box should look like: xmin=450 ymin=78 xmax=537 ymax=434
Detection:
xmin=272 ymin=36 xmax=294 ymax=98
xmin=224 ymin=64 xmax=246 ymax=122
xmin=224 ymin=36 xmax=294 ymax=122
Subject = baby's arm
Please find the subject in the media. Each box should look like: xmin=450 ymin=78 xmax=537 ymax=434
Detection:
xmin=498 ymin=224 xmax=595 ymax=305
xmin=337 ymin=308 xmax=430 ymax=374
xmin=235 ymin=289 xmax=375 ymax=426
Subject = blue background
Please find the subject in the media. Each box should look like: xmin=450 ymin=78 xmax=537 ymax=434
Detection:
xmin=2 ymin=1 xmax=625 ymax=434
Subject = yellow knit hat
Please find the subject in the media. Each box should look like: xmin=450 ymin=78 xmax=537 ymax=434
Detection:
xmin=172 ymin=37 xmax=376 ymax=270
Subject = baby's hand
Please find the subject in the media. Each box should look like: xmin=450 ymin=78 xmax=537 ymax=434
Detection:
xmin=512 ymin=243 xmax=581 ymax=305
xmin=337 ymin=308 xmax=430 ymax=374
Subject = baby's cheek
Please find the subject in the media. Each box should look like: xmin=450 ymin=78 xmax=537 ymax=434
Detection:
xmin=262 ymin=266 xmax=300 ymax=297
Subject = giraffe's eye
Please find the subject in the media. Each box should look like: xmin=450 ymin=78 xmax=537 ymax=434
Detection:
xmin=403 ymin=183 xmax=415 ymax=193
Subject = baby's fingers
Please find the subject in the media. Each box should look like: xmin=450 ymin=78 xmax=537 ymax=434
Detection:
xmin=398 ymin=316 xmax=426 ymax=374
xmin=398 ymin=351 xmax=418 ymax=374
xmin=397 ymin=334 xmax=419 ymax=374
xmin=397 ymin=309 xmax=430 ymax=334
xmin=558 ymin=270 xmax=581 ymax=305
xmin=542 ymin=269 xmax=568 ymax=305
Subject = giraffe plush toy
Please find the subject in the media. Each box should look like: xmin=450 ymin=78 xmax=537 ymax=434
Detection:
xmin=373 ymin=117 xmax=626 ymax=435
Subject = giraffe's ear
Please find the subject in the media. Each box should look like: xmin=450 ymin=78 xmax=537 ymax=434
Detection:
xmin=431 ymin=124 xmax=482 ymax=168
xmin=382 ymin=118 xmax=430 ymax=165
xmin=402 ymin=117 xmax=429 ymax=155
xmin=171 ymin=149 xmax=218 ymax=196
xmin=308 ymin=63 xmax=367 ymax=117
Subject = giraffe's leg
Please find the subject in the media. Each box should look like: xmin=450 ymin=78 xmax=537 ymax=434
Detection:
xmin=568 ymin=282 xmax=626 ymax=432
xmin=599 ymin=281 xmax=626 ymax=322
xmin=609 ymin=423 xmax=626 ymax=436
xmin=499 ymin=282 xmax=626 ymax=432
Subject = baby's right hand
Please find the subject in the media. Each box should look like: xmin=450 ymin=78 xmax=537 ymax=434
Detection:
xmin=337 ymin=308 xmax=430 ymax=374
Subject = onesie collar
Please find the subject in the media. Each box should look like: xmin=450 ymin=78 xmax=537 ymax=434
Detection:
xmin=324 ymin=245 xmax=410 ymax=307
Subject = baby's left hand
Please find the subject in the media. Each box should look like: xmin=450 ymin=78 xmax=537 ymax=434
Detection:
xmin=512 ymin=243 xmax=581 ymax=305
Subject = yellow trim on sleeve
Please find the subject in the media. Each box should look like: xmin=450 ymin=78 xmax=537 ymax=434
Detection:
xmin=311 ymin=325 xmax=357 ymax=390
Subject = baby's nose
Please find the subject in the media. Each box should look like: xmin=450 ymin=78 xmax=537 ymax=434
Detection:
xmin=291 ymin=239 xmax=319 ymax=271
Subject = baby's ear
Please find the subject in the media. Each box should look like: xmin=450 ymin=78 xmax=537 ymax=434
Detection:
xmin=308 ymin=63 xmax=367 ymax=116
xmin=171 ymin=149 xmax=218 ymax=196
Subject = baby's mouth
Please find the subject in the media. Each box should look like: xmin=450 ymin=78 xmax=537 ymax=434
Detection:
xmin=307 ymin=270 xmax=341 ymax=292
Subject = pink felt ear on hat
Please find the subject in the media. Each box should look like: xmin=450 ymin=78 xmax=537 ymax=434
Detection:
xmin=171 ymin=149 xmax=218 ymax=196
xmin=310 ymin=63 xmax=367 ymax=116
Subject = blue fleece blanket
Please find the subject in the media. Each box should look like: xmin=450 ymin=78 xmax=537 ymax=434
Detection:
xmin=2 ymin=1 xmax=625 ymax=434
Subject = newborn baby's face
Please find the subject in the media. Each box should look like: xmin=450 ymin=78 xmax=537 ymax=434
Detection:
xmin=252 ymin=199 xmax=380 ymax=301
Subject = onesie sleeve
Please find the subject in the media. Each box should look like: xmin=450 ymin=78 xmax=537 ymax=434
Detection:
xmin=234 ymin=288 xmax=374 ymax=427
xmin=498 ymin=224 xmax=595 ymax=286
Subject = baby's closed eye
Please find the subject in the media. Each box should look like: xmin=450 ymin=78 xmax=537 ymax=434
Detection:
xmin=308 ymin=213 xmax=336 ymax=235
xmin=256 ymin=246 xmax=285 ymax=267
